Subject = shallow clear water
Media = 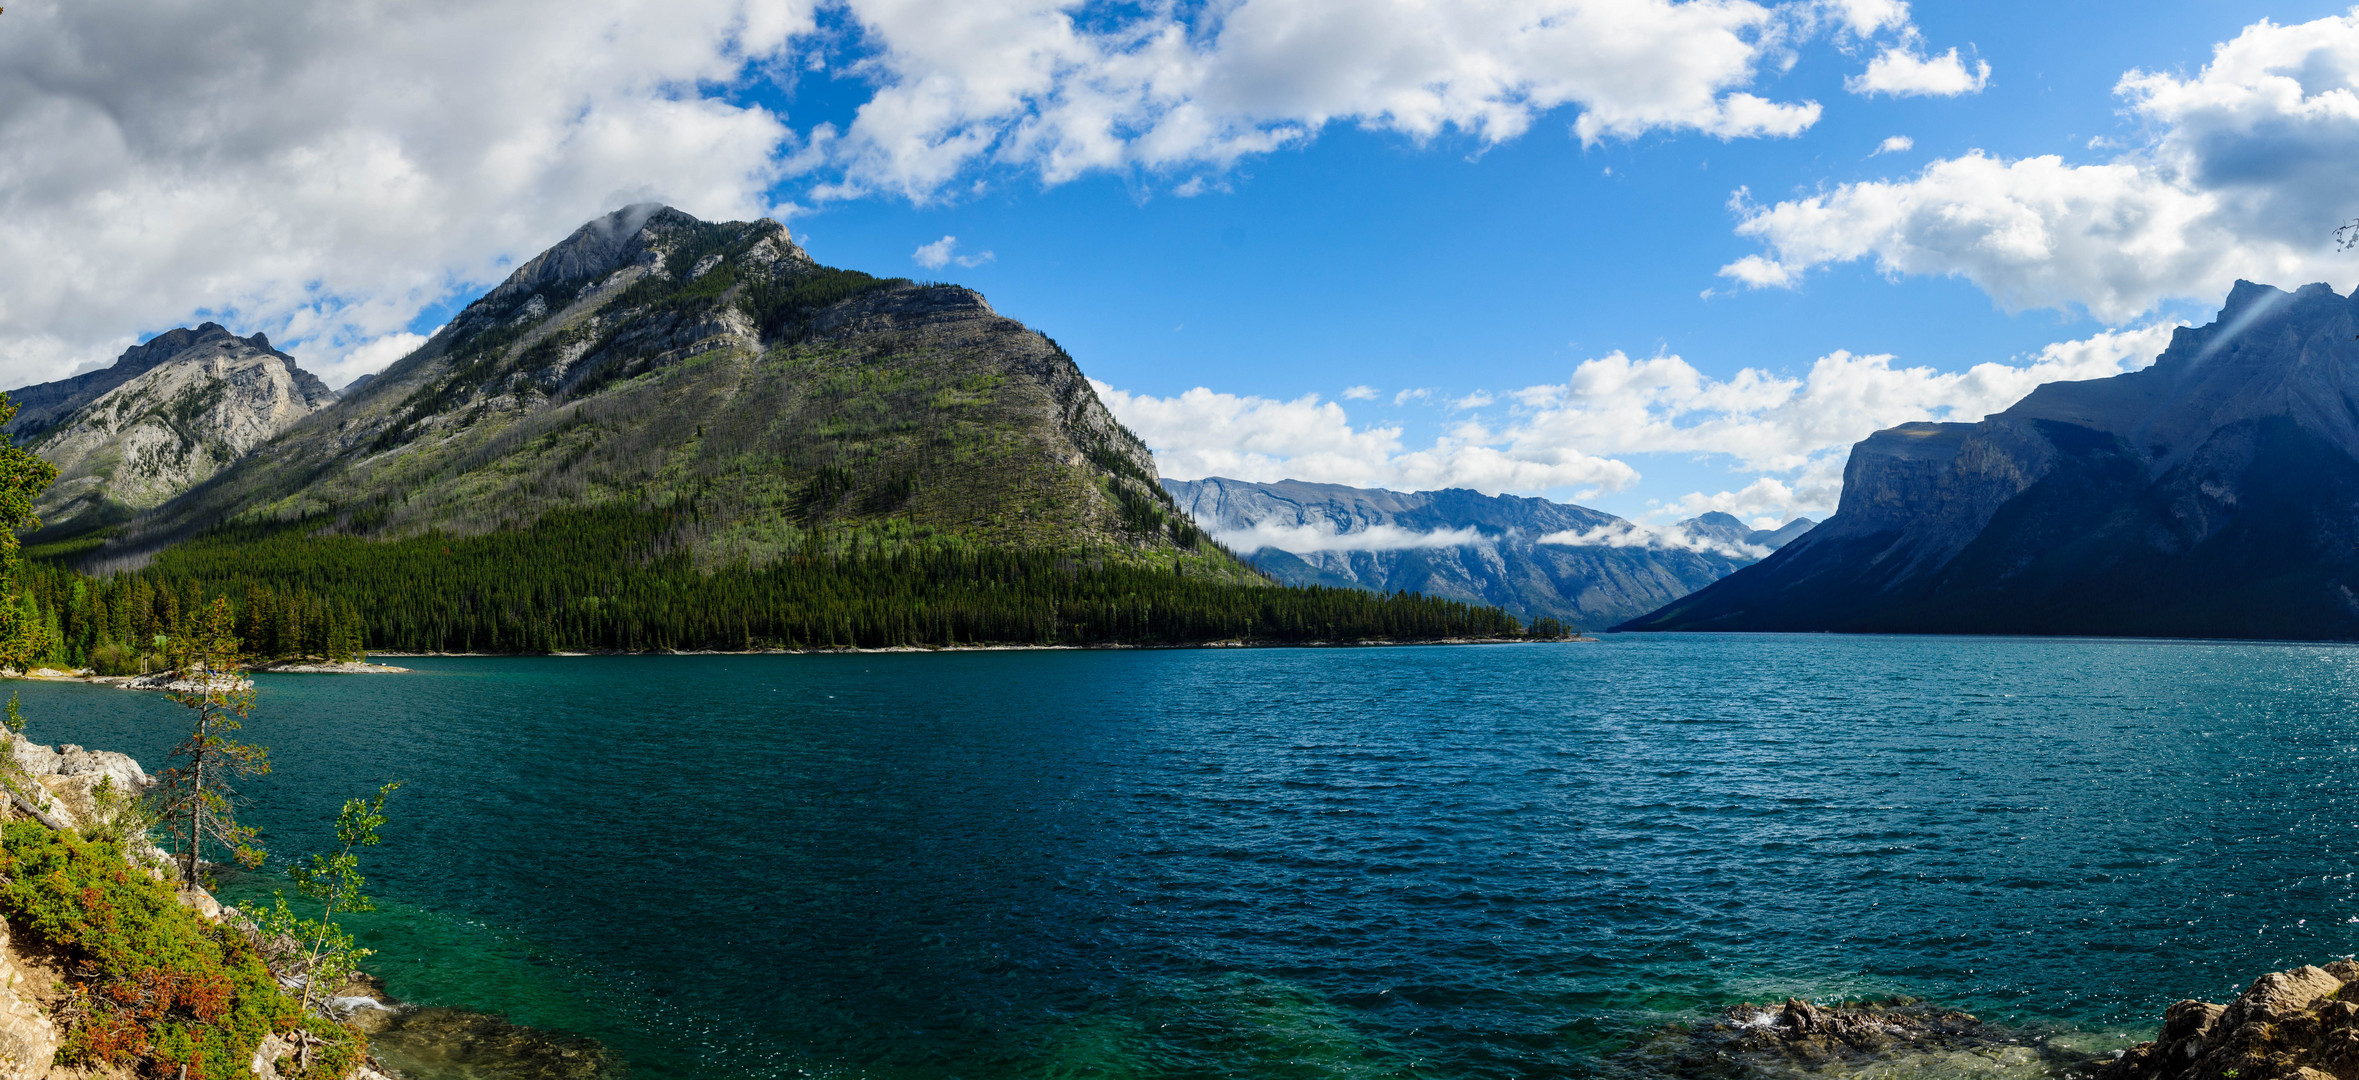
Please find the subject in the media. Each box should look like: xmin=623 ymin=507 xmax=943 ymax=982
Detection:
xmin=14 ymin=635 xmax=2359 ymax=1079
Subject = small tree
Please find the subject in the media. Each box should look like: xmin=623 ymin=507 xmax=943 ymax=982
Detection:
xmin=150 ymin=597 xmax=269 ymax=887
xmin=260 ymin=782 xmax=398 ymax=1014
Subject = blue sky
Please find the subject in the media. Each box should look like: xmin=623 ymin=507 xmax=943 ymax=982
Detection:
xmin=7 ymin=0 xmax=2358 ymax=525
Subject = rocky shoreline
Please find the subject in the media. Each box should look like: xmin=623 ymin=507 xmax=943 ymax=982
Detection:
xmin=369 ymin=635 xmax=1602 ymax=658
xmin=1615 ymin=995 xmax=2122 ymax=1079
xmin=0 ymin=734 xmax=612 ymax=1080
xmin=1608 ymin=962 xmax=2359 ymax=1080
xmin=0 ymin=659 xmax=410 ymax=694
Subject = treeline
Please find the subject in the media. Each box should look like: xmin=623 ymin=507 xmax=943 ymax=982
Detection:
xmin=37 ymin=503 xmax=1534 ymax=656
xmin=14 ymin=566 xmax=366 ymax=673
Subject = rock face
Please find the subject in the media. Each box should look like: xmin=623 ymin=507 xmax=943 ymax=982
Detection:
xmin=2100 ymin=963 xmax=2359 ymax=1080
xmin=8 ymin=323 xmax=335 ymax=538
xmin=1163 ymin=477 xmax=1813 ymax=626
xmin=100 ymin=205 xmax=1199 ymax=567
xmin=1623 ymin=281 xmax=2359 ymax=639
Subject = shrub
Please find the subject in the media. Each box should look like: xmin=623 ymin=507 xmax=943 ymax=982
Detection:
xmin=0 ymin=823 xmax=363 ymax=1079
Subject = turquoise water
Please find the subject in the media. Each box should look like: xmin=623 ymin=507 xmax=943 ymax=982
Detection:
xmin=13 ymin=635 xmax=2359 ymax=1078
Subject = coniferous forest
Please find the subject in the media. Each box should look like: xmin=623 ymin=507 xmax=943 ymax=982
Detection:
xmin=19 ymin=503 xmax=1533 ymax=665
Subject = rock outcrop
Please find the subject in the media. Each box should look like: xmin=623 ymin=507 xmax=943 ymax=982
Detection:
xmin=1164 ymin=477 xmax=1812 ymax=625
xmin=2101 ymin=963 xmax=2359 ymax=1080
xmin=9 ymin=323 xmax=335 ymax=538
xmin=1623 ymin=281 xmax=2359 ymax=639
xmin=1616 ymin=995 xmax=2104 ymax=1078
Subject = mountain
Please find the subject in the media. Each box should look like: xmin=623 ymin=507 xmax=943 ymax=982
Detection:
xmin=1622 ymin=280 xmax=2359 ymax=639
xmin=8 ymin=323 xmax=334 ymax=539
xmin=102 ymin=204 xmax=1204 ymax=566
xmin=1163 ymin=477 xmax=1813 ymax=627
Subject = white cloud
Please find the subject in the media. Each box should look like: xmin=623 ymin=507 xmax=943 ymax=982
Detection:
xmin=1538 ymin=518 xmax=1769 ymax=559
xmin=1394 ymin=388 xmax=1435 ymax=406
xmin=912 ymin=235 xmax=995 ymax=269
xmin=796 ymin=0 xmax=1995 ymax=200
xmin=314 ymin=332 xmax=431 ymax=391
xmin=1846 ymin=46 xmax=1989 ymax=97
xmin=1451 ymin=391 xmax=1496 ymax=409
xmin=1341 ymin=384 xmax=1380 ymax=401
xmin=1215 ymin=521 xmax=1483 ymax=555
xmin=1092 ymin=380 xmax=1637 ymax=494
xmin=1871 ymin=134 xmax=1914 ymax=156
xmin=0 ymin=0 xmax=815 ymax=388
xmin=1816 ymin=0 xmax=1912 ymax=37
xmin=1101 ymin=320 xmax=2179 ymax=515
xmin=1726 ymin=11 xmax=2359 ymax=322
xmin=1651 ymin=470 xmax=1836 ymax=528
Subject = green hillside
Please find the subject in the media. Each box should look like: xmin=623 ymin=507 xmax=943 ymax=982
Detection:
xmin=16 ymin=206 xmax=1531 ymax=653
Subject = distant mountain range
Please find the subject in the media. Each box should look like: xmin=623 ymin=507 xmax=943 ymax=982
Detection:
xmin=1164 ymin=477 xmax=1813 ymax=627
xmin=1625 ymin=280 xmax=2359 ymax=639
xmin=6 ymin=323 xmax=334 ymax=537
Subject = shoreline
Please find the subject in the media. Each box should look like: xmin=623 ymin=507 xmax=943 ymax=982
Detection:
xmin=1 ymin=659 xmax=412 ymax=693
xmin=373 ymin=635 xmax=1604 ymax=658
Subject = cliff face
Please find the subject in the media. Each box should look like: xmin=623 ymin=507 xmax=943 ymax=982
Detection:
xmin=1164 ymin=477 xmax=1812 ymax=626
xmin=104 ymin=205 xmax=1200 ymax=567
xmin=10 ymin=324 xmax=335 ymax=538
xmin=1622 ymin=281 xmax=2359 ymax=638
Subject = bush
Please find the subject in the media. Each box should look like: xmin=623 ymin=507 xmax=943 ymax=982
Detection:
xmin=0 ymin=823 xmax=363 ymax=1079
xmin=85 ymin=641 xmax=140 ymax=676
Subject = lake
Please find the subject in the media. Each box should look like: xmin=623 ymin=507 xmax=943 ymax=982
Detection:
xmin=13 ymin=635 xmax=2359 ymax=1078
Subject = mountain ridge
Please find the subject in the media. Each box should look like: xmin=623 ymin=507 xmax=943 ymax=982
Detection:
xmin=1165 ymin=476 xmax=1811 ymax=625
xmin=1621 ymin=279 xmax=2359 ymax=639
xmin=10 ymin=323 xmax=335 ymax=538
xmin=92 ymin=204 xmax=1210 ymax=573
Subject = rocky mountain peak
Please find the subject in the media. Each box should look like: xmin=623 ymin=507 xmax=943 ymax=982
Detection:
xmin=1622 ymin=278 xmax=2359 ymax=638
xmin=13 ymin=325 xmax=336 ymax=539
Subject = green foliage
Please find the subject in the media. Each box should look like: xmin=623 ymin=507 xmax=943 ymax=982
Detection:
xmin=80 ymin=774 xmax=150 ymax=847
xmin=0 ymin=392 xmax=59 ymax=669
xmin=260 ymin=782 xmax=398 ymax=1014
xmin=112 ymin=505 xmax=1521 ymax=651
xmin=1525 ymin=617 xmax=1572 ymax=639
xmin=0 ymin=823 xmax=363 ymax=1079
xmin=152 ymin=598 xmax=270 ymax=886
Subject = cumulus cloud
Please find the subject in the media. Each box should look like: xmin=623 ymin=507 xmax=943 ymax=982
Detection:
xmin=1725 ymin=11 xmax=2359 ymax=322
xmin=0 ymin=0 xmax=815 ymax=388
xmin=1215 ymin=521 xmax=1484 ymax=555
xmin=0 ymin=0 xmax=1981 ymax=386
xmin=1100 ymin=321 xmax=2179 ymax=515
xmin=1091 ymin=380 xmax=1637 ymax=494
xmin=912 ymin=235 xmax=995 ymax=269
xmin=1846 ymin=46 xmax=1989 ymax=97
xmin=1871 ymin=134 xmax=1914 ymax=155
xmin=1341 ymin=384 xmax=1380 ymax=401
xmin=314 ymin=332 xmax=432 ymax=392
xmin=799 ymin=0 xmax=1998 ymax=199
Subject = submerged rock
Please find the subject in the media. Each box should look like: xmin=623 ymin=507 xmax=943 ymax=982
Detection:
xmin=2099 ymin=962 xmax=2359 ymax=1080
xmin=364 ymin=1006 xmax=620 ymax=1080
xmin=1618 ymin=996 xmax=2113 ymax=1079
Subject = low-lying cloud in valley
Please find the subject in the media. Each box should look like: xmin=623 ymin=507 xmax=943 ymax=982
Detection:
xmin=1213 ymin=522 xmax=1487 ymax=556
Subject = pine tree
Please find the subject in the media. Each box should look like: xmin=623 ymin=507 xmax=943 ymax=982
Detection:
xmin=152 ymin=598 xmax=270 ymax=887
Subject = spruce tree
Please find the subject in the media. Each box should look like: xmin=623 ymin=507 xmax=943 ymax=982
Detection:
xmin=152 ymin=598 xmax=270 ymax=887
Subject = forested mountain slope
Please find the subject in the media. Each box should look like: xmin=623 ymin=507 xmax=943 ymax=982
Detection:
xmin=100 ymin=204 xmax=1205 ymax=568
xmin=20 ymin=206 xmax=1534 ymax=653
xmin=9 ymin=323 xmax=334 ymax=538
xmin=1623 ymin=281 xmax=2359 ymax=639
